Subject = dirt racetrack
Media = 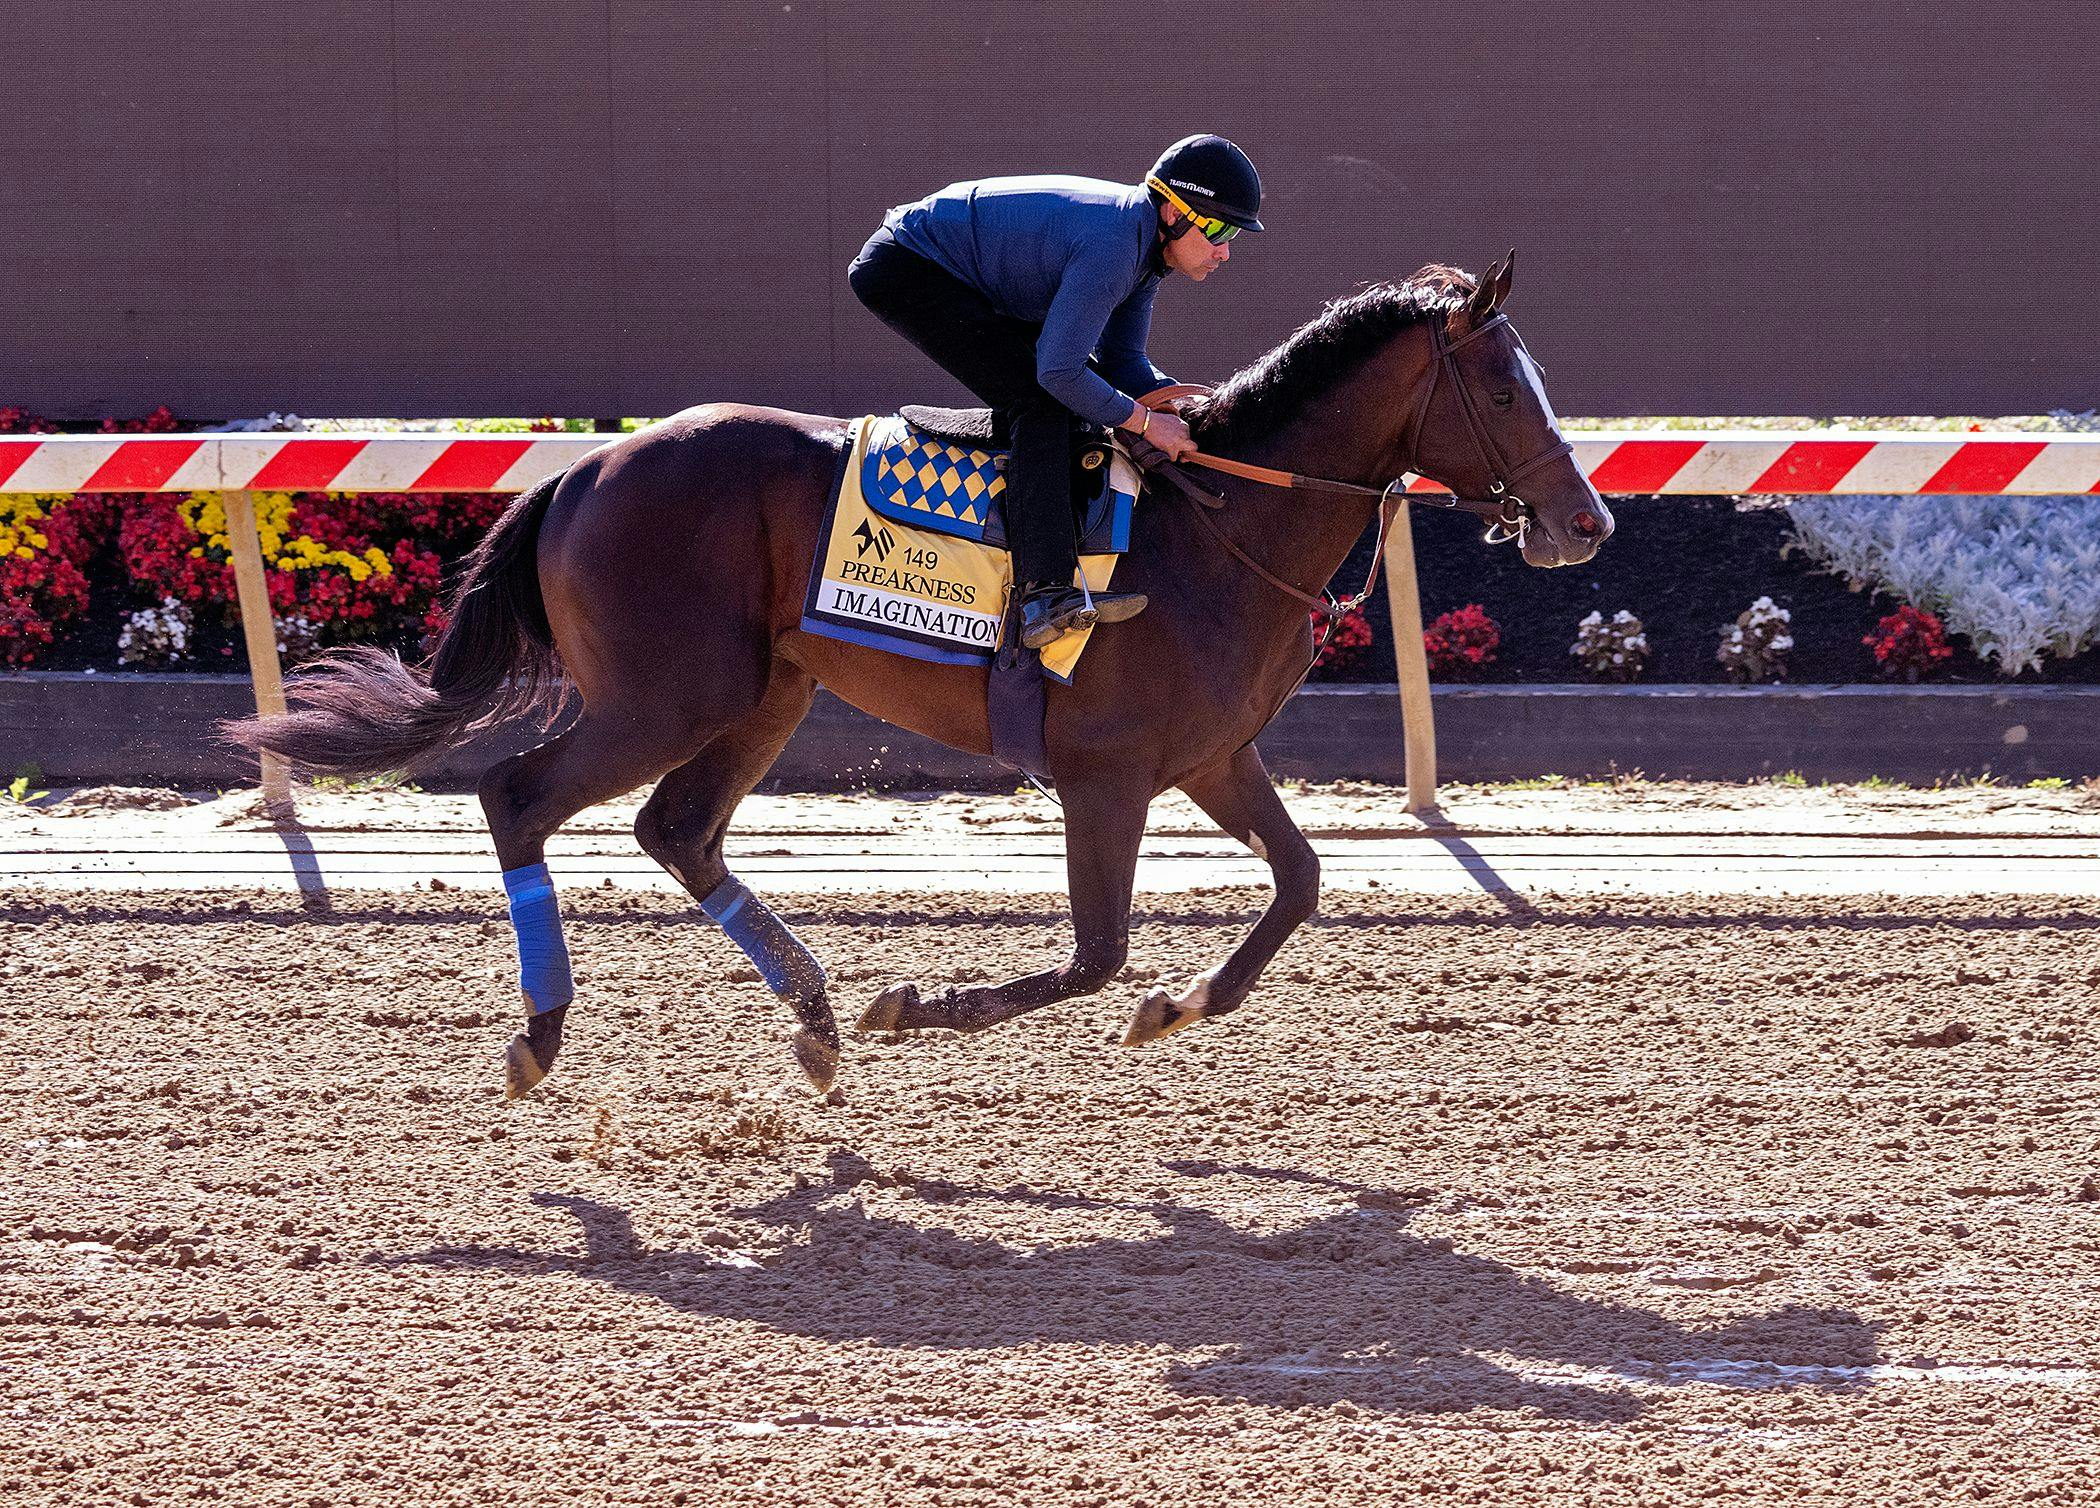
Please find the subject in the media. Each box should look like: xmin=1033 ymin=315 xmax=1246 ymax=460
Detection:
xmin=6 ymin=785 xmax=2100 ymax=1504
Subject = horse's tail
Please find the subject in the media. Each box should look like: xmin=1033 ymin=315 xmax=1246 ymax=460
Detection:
xmin=223 ymin=469 xmax=571 ymax=778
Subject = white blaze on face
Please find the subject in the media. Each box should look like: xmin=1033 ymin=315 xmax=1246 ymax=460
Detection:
xmin=1512 ymin=343 xmax=1566 ymax=441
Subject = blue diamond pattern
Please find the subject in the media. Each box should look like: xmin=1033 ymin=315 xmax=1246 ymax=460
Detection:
xmin=872 ymin=433 xmax=1002 ymax=526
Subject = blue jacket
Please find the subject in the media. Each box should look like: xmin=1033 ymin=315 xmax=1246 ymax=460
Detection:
xmin=883 ymin=175 xmax=1173 ymax=427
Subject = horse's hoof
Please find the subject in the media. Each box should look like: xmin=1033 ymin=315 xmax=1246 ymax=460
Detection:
xmin=504 ymin=1032 xmax=551 ymax=1098
xmin=504 ymin=1004 xmax=564 ymax=1099
xmin=1122 ymin=972 xmax=1218 ymax=1047
xmin=859 ymin=981 xmax=919 ymax=1033
xmin=790 ymin=1028 xmax=840 ymax=1093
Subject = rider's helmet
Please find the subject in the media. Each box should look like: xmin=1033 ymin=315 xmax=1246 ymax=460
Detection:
xmin=1146 ymin=134 xmax=1265 ymax=233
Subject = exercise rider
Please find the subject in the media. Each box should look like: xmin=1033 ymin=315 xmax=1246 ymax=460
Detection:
xmin=848 ymin=134 xmax=1264 ymax=649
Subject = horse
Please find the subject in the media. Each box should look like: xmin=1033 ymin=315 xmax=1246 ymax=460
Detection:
xmin=231 ymin=253 xmax=1613 ymax=1099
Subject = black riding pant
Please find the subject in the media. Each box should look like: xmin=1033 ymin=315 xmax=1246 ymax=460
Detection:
xmin=848 ymin=229 xmax=1078 ymax=587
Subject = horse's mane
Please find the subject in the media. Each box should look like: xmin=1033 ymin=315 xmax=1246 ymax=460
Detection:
xmin=1187 ymin=265 xmax=1478 ymax=452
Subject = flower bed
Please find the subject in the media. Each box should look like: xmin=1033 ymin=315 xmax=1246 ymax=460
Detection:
xmin=1319 ymin=497 xmax=2100 ymax=686
xmin=0 ymin=489 xmax=507 ymax=674
xmin=0 ymin=493 xmax=112 ymax=667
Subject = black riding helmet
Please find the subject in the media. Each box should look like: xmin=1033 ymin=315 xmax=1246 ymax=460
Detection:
xmin=1147 ymin=134 xmax=1264 ymax=232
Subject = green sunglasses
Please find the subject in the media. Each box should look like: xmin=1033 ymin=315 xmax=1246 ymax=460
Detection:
xmin=1148 ymin=175 xmax=1242 ymax=243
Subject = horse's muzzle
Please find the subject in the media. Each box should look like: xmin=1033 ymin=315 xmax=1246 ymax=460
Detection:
xmin=1524 ymin=502 xmax=1613 ymax=568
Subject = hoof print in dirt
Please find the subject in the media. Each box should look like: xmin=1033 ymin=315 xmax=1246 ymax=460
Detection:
xmin=859 ymin=981 xmax=920 ymax=1034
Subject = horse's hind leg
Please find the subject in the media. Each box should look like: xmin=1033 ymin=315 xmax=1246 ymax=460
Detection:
xmin=1125 ymin=743 xmax=1318 ymax=1045
xmin=631 ymin=674 xmax=842 ymax=1091
xmin=482 ymin=708 xmax=713 ymax=1097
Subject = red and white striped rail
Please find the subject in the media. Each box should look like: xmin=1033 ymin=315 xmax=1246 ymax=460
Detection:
xmin=0 ymin=434 xmax=605 ymax=494
xmin=1 ymin=431 xmax=2097 ymax=495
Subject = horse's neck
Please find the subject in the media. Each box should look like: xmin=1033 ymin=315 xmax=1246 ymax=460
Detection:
xmin=1205 ymin=342 xmax=1420 ymax=602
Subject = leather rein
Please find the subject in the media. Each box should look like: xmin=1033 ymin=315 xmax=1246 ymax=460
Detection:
xmin=1138 ymin=311 xmax=1575 ymax=639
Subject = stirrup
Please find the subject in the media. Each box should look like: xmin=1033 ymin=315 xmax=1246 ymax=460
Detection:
xmin=1019 ymin=586 xmax=1096 ymax=650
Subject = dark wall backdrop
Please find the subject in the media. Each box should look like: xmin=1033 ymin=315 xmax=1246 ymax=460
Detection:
xmin=7 ymin=1 xmax=2096 ymax=421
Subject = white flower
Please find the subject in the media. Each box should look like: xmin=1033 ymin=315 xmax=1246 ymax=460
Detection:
xmin=117 ymin=597 xmax=194 ymax=666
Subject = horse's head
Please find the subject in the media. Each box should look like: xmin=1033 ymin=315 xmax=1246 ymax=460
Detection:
xmin=1408 ymin=252 xmax=1613 ymax=569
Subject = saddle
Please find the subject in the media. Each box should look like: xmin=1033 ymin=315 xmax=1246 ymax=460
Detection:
xmin=888 ymin=405 xmax=1130 ymax=555
xmin=798 ymin=410 xmax=1144 ymax=781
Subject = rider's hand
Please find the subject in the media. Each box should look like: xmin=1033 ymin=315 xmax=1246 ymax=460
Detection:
xmin=1141 ymin=411 xmax=1198 ymax=461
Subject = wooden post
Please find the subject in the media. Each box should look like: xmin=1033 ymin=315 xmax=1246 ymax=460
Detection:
xmin=222 ymin=490 xmax=293 ymax=815
xmin=1381 ymin=503 xmax=1438 ymax=813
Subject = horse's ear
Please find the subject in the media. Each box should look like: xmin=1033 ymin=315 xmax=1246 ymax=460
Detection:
xmin=1456 ymin=255 xmax=1504 ymax=329
xmin=1490 ymin=247 xmax=1516 ymax=308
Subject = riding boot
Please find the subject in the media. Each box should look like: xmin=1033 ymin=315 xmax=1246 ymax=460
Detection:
xmin=1020 ymin=581 xmax=1147 ymax=650
xmin=1008 ymin=399 xmax=1147 ymax=648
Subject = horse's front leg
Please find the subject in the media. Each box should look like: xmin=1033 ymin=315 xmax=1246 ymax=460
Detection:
xmin=1125 ymin=743 xmax=1318 ymax=1045
xmin=860 ymin=775 xmax=1150 ymax=1035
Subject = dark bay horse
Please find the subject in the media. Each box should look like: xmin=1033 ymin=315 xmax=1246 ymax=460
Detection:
xmin=233 ymin=255 xmax=1612 ymax=1097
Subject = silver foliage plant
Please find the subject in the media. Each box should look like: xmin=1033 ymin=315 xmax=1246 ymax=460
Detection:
xmin=1785 ymin=497 xmax=2100 ymax=676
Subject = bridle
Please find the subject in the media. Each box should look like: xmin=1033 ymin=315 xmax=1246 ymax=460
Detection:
xmin=1144 ymin=306 xmax=1578 ymax=629
xmin=1402 ymin=310 xmax=1575 ymax=548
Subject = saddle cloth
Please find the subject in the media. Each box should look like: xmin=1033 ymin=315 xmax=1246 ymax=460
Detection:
xmin=799 ymin=414 xmax=1140 ymax=684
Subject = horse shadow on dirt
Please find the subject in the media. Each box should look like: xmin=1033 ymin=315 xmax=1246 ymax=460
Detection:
xmin=386 ymin=1150 xmax=1884 ymax=1423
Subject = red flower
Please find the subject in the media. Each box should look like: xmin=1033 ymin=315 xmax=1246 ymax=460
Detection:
xmin=0 ymin=495 xmax=113 ymax=666
xmin=1423 ymin=603 xmax=1500 ymax=679
xmin=0 ymin=396 xmax=512 ymax=664
xmin=0 ymin=406 xmax=60 ymax=434
xmin=97 ymin=405 xmax=180 ymax=434
xmin=1864 ymin=605 xmax=1954 ymax=683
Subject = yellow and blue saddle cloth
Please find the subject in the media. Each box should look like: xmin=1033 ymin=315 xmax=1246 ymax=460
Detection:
xmin=800 ymin=415 xmax=1138 ymax=682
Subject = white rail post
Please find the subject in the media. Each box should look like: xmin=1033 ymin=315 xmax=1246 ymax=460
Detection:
xmin=1381 ymin=504 xmax=1438 ymax=813
xmin=221 ymin=489 xmax=293 ymax=815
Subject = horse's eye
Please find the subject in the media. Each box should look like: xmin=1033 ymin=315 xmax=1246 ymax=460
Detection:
xmin=1492 ymin=390 xmax=1514 ymax=409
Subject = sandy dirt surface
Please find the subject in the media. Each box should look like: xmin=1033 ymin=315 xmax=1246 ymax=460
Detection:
xmin=6 ymin=802 xmax=2100 ymax=1506
xmin=6 ymin=779 xmax=2100 ymax=898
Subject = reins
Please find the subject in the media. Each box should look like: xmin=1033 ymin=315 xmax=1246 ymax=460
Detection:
xmin=1130 ymin=307 xmax=1577 ymax=691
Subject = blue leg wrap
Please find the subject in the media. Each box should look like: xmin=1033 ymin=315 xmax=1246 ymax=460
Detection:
xmin=701 ymin=874 xmax=824 ymax=1001
xmin=502 ymin=862 xmax=574 ymax=1015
